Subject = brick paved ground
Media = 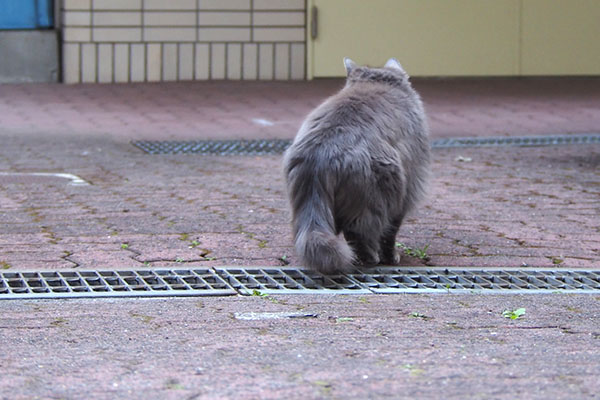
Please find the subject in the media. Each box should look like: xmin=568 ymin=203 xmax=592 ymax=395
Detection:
xmin=0 ymin=135 xmax=598 ymax=271
xmin=0 ymin=77 xmax=599 ymax=271
xmin=0 ymin=78 xmax=599 ymax=399
xmin=1 ymin=77 xmax=599 ymax=141
xmin=2 ymin=294 xmax=599 ymax=400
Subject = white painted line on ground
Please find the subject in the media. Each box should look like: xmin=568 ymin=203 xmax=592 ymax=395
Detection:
xmin=251 ymin=118 xmax=275 ymax=127
xmin=0 ymin=172 xmax=90 ymax=186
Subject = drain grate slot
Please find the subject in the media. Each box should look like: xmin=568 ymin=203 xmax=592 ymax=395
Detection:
xmin=1 ymin=268 xmax=599 ymax=299
xmin=132 ymin=133 xmax=600 ymax=155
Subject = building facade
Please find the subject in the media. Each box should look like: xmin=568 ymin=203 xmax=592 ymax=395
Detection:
xmin=1 ymin=0 xmax=599 ymax=83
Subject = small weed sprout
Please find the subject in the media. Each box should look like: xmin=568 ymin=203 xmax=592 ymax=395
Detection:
xmin=551 ymin=256 xmax=564 ymax=265
xmin=502 ymin=308 xmax=526 ymax=320
xmin=279 ymin=255 xmax=290 ymax=265
xmin=396 ymin=242 xmax=430 ymax=261
xmin=402 ymin=364 xmax=426 ymax=377
xmin=409 ymin=312 xmax=431 ymax=320
xmin=251 ymin=289 xmax=280 ymax=304
xmin=165 ymin=378 xmax=185 ymax=390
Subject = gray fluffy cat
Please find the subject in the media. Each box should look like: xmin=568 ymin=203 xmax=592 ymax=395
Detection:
xmin=283 ymin=58 xmax=430 ymax=274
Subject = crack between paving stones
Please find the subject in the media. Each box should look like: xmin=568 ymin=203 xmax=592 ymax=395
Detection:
xmin=235 ymin=224 xmax=269 ymax=249
xmin=61 ymin=251 xmax=80 ymax=269
xmin=459 ymin=325 xmax=579 ymax=332
xmin=140 ymin=258 xmax=215 ymax=264
xmin=0 ymin=326 xmax=49 ymax=330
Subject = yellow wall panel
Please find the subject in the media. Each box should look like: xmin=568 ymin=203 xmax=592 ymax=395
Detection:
xmin=521 ymin=0 xmax=600 ymax=75
xmin=310 ymin=0 xmax=520 ymax=77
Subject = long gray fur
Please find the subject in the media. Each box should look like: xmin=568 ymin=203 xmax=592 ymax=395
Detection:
xmin=283 ymin=58 xmax=430 ymax=274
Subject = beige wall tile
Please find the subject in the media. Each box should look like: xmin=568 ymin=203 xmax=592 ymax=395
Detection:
xmin=210 ymin=43 xmax=226 ymax=79
xmin=147 ymin=43 xmax=162 ymax=81
xmin=130 ymin=44 xmax=146 ymax=82
xmin=227 ymin=43 xmax=242 ymax=79
xmin=242 ymin=43 xmax=257 ymax=79
xmin=81 ymin=43 xmax=97 ymax=83
xmin=198 ymin=11 xmax=251 ymax=26
xmin=162 ymin=44 xmax=178 ymax=81
xmin=258 ymin=43 xmax=273 ymax=80
xmin=63 ymin=0 xmax=91 ymax=10
xmin=93 ymin=0 xmax=141 ymax=10
xmin=252 ymin=11 xmax=304 ymax=26
xmin=144 ymin=28 xmax=196 ymax=42
xmin=195 ymin=43 xmax=210 ymax=79
xmin=178 ymin=44 xmax=194 ymax=80
xmin=274 ymin=43 xmax=289 ymax=80
xmin=93 ymin=11 xmax=141 ymax=26
xmin=114 ymin=43 xmax=130 ymax=82
xmin=143 ymin=11 xmax=196 ymax=26
xmin=145 ymin=0 xmax=196 ymax=10
xmin=93 ymin=28 xmax=142 ymax=42
xmin=98 ymin=43 xmax=113 ymax=83
xmin=61 ymin=0 xmax=306 ymax=82
xmin=253 ymin=0 xmax=304 ymax=10
xmin=63 ymin=43 xmax=81 ymax=84
xmin=63 ymin=11 xmax=91 ymax=26
xmin=63 ymin=27 xmax=91 ymax=42
xmin=290 ymin=43 xmax=305 ymax=80
xmin=199 ymin=0 xmax=250 ymax=10
xmin=253 ymin=27 xmax=304 ymax=42
xmin=198 ymin=27 xmax=250 ymax=42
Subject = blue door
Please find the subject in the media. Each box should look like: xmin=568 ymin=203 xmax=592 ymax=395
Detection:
xmin=0 ymin=0 xmax=54 ymax=29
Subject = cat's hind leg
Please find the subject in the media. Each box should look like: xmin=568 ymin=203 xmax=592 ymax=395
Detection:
xmin=343 ymin=230 xmax=380 ymax=266
xmin=342 ymin=213 xmax=384 ymax=267
xmin=379 ymin=215 xmax=403 ymax=265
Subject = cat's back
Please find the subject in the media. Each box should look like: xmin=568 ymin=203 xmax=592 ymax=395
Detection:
xmin=286 ymin=58 xmax=429 ymax=175
xmin=312 ymin=83 xmax=406 ymax=126
xmin=293 ymin=81 xmax=424 ymax=154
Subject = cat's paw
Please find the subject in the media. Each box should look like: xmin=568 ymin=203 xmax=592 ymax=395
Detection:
xmin=356 ymin=252 xmax=380 ymax=267
xmin=379 ymin=249 xmax=401 ymax=266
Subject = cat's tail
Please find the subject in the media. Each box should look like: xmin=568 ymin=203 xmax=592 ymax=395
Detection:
xmin=291 ymin=184 xmax=355 ymax=275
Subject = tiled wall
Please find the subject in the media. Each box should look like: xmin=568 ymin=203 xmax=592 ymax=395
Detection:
xmin=61 ymin=0 xmax=306 ymax=83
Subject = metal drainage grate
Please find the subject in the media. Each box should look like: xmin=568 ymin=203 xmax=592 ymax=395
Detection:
xmin=131 ymin=133 xmax=600 ymax=155
xmin=132 ymin=139 xmax=291 ymax=155
xmin=349 ymin=267 xmax=600 ymax=294
xmin=0 ymin=269 xmax=236 ymax=299
xmin=215 ymin=267 xmax=371 ymax=295
xmin=432 ymin=133 xmax=600 ymax=148
xmin=1 ymin=267 xmax=600 ymax=299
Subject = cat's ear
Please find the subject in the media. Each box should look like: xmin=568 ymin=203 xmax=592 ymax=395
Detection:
xmin=344 ymin=57 xmax=357 ymax=74
xmin=384 ymin=58 xmax=405 ymax=72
